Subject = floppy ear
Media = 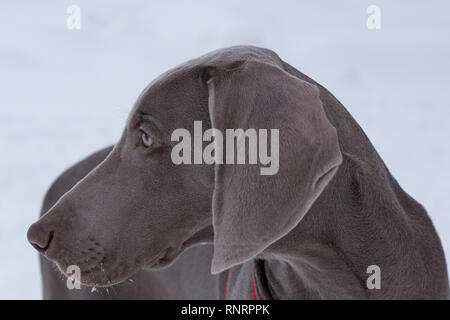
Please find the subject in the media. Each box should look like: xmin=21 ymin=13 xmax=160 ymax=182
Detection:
xmin=206 ymin=61 xmax=342 ymax=274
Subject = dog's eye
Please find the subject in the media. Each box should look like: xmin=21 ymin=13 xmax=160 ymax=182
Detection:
xmin=141 ymin=132 xmax=154 ymax=147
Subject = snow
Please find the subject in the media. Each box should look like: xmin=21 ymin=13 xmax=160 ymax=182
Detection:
xmin=0 ymin=1 xmax=449 ymax=299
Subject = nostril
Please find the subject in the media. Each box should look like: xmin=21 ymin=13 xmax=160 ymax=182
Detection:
xmin=31 ymin=242 xmax=46 ymax=253
xmin=27 ymin=223 xmax=54 ymax=253
xmin=32 ymin=231 xmax=54 ymax=252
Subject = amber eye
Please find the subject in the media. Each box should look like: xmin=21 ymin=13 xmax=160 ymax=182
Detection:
xmin=141 ymin=132 xmax=154 ymax=147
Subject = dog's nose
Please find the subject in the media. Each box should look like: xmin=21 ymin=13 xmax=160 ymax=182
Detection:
xmin=27 ymin=222 xmax=54 ymax=253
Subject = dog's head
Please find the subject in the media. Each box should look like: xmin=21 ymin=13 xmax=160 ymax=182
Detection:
xmin=27 ymin=46 xmax=342 ymax=286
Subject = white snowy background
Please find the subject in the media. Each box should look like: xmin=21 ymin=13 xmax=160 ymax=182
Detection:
xmin=0 ymin=1 xmax=449 ymax=299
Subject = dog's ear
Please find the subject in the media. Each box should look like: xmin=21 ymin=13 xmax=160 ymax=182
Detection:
xmin=205 ymin=61 xmax=342 ymax=274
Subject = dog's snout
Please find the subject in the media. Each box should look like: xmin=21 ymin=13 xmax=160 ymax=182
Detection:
xmin=27 ymin=222 xmax=54 ymax=253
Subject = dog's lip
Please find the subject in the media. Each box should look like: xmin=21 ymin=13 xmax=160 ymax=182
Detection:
xmin=145 ymin=246 xmax=179 ymax=268
xmin=146 ymin=248 xmax=171 ymax=267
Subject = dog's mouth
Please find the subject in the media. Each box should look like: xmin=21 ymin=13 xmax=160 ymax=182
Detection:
xmin=46 ymin=243 xmax=181 ymax=287
xmin=144 ymin=246 xmax=179 ymax=269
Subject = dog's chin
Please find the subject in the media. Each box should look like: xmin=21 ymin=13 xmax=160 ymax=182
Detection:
xmin=74 ymin=247 xmax=181 ymax=286
xmin=52 ymin=261 xmax=120 ymax=288
xmin=49 ymin=245 xmax=184 ymax=287
xmin=51 ymin=253 xmax=137 ymax=288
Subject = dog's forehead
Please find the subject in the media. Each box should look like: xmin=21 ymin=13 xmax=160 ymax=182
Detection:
xmin=150 ymin=45 xmax=282 ymax=88
xmin=127 ymin=46 xmax=283 ymax=125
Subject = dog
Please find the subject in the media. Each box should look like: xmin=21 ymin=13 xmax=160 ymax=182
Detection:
xmin=28 ymin=46 xmax=449 ymax=299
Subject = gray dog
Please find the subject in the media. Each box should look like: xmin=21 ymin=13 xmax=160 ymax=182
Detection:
xmin=27 ymin=46 xmax=449 ymax=299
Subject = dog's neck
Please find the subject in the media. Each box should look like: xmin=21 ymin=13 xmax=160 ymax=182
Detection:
xmin=182 ymin=153 xmax=418 ymax=298
xmin=255 ymin=152 xmax=421 ymax=298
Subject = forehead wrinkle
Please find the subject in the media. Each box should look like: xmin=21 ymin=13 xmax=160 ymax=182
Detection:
xmin=125 ymin=73 xmax=172 ymax=128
